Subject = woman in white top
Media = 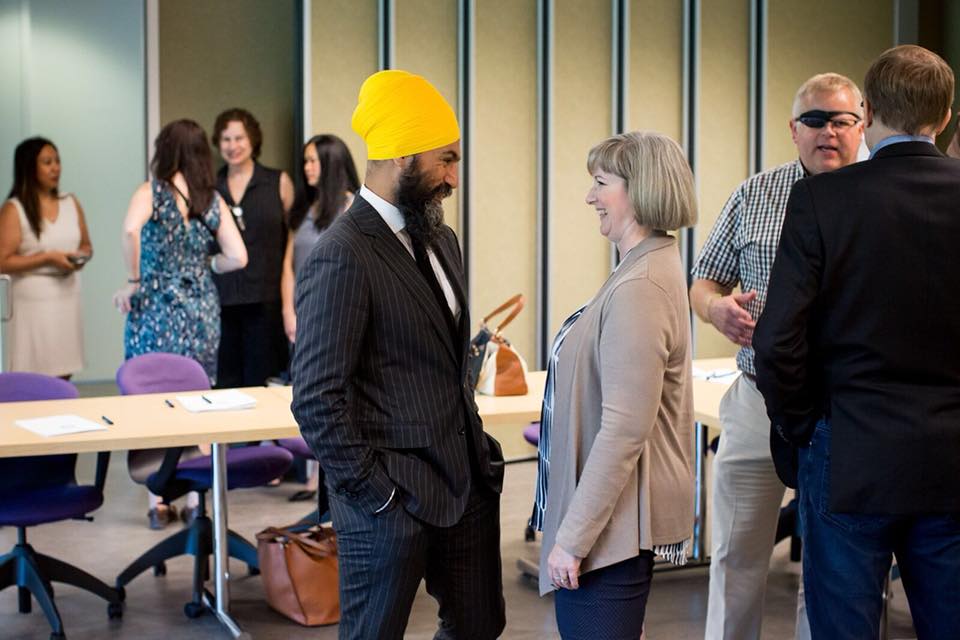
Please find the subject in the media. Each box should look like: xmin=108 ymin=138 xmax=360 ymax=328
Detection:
xmin=0 ymin=137 xmax=92 ymax=378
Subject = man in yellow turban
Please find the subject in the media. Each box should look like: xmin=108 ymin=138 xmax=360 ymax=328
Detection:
xmin=291 ymin=70 xmax=506 ymax=640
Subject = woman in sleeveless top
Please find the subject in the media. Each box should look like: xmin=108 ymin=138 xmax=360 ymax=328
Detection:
xmin=114 ymin=119 xmax=247 ymax=380
xmin=211 ymin=108 xmax=294 ymax=388
xmin=280 ymin=134 xmax=360 ymax=343
xmin=113 ymin=119 xmax=247 ymax=528
xmin=277 ymin=134 xmax=359 ymax=503
xmin=0 ymin=137 xmax=92 ymax=378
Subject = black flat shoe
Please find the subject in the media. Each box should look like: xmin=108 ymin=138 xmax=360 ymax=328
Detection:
xmin=288 ymin=490 xmax=317 ymax=502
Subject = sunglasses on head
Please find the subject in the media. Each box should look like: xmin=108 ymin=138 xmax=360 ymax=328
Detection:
xmin=794 ymin=110 xmax=861 ymax=130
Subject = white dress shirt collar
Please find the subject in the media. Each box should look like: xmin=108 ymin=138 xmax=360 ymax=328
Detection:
xmin=359 ymin=185 xmax=405 ymax=235
xmin=358 ymin=185 xmax=461 ymax=319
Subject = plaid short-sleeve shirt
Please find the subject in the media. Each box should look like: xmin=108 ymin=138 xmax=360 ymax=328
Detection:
xmin=691 ymin=159 xmax=805 ymax=375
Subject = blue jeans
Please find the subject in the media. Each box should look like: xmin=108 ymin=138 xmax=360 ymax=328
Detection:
xmin=798 ymin=419 xmax=960 ymax=639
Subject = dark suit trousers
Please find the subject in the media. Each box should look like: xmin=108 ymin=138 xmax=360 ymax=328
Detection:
xmin=329 ymin=484 xmax=505 ymax=640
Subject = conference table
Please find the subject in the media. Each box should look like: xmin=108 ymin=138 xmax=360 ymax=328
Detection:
xmin=0 ymin=372 xmax=550 ymax=639
xmin=0 ymin=362 xmax=733 ymax=637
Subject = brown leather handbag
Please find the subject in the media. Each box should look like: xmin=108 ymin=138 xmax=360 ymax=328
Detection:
xmin=468 ymin=294 xmax=529 ymax=396
xmin=256 ymin=524 xmax=340 ymax=626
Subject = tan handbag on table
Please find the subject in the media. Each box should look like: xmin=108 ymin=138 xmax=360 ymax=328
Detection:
xmin=256 ymin=524 xmax=340 ymax=626
xmin=467 ymin=294 xmax=529 ymax=396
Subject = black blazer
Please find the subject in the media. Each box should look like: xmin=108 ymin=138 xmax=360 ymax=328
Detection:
xmin=754 ymin=141 xmax=960 ymax=515
xmin=290 ymin=195 xmax=504 ymax=527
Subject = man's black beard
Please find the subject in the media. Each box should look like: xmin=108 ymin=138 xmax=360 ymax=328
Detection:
xmin=396 ymin=157 xmax=451 ymax=248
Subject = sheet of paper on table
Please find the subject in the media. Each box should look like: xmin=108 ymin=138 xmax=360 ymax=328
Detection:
xmin=691 ymin=367 xmax=741 ymax=384
xmin=176 ymin=390 xmax=257 ymax=413
xmin=14 ymin=414 xmax=108 ymax=437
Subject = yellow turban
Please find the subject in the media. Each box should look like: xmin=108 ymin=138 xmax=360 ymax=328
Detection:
xmin=351 ymin=70 xmax=460 ymax=160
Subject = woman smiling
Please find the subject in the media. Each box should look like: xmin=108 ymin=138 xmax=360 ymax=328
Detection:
xmin=535 ymin=131 xmax=698 ymax=639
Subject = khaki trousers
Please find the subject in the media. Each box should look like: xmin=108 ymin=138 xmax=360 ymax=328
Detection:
xmin=704 ymin=374 xmax=810 ymax=640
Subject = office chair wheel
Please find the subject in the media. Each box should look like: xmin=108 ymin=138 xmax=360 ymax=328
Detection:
xmin=524 ymin=525 xmax=535 ymax=542
xmin=247 ymin=565 xmax=260 ymax=576
xmin=184 ymin=601 xmax=207 ymax=618
xmin=153 ymin=562 xmax=166 ymax=576
xmin=50 ymin=633 xmax=66 ymax=640
xmin=107 ymin=602 xmax=123 ymax=619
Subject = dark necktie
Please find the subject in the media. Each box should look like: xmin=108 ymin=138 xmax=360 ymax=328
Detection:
xmin=411 ymin=238 xmax=459 ymax=349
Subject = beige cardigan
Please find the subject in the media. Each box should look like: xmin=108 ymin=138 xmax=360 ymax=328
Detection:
xmin=539 ymin=233 xmax=694 ymax=595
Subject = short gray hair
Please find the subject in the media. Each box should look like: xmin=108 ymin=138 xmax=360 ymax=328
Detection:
xmin=586 ymin=131 xmax=698 ymax=231
xmin=792 ymin=73 xmax=863 ymax=117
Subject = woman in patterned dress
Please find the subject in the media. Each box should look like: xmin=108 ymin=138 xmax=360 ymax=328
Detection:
xmin=112 ymin=119 xmax=247 ymax=528
xmin=113 ymin=119 xmax=247 ymax=377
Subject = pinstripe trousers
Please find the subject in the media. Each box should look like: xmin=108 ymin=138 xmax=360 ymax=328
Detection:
xmin=329 ymin=484 xmax=505 ymax=640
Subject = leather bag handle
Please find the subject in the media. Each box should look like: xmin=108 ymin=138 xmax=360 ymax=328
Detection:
xmin=257 ymin=526 xmax=337 ymax=558
xmin=482 ymin=294 xmax=524 ymax=334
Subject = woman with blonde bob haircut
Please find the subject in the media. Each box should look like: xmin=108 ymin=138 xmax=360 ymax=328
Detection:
xmin=533 ymin=131 xmax=697 ymax=638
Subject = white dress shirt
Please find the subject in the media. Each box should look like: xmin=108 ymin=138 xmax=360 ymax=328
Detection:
xmin=359 ymin=185 xmax=461 ymax=320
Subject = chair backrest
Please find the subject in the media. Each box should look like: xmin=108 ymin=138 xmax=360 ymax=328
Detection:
xmin=116 ymin=353 xmax=208 ymax=488
xmin=116 ymin=352 xmax=210 ymax=395
xmin=0 ymin=372 xmax=80 ymax=491
xmin=0 ymin=372 xmax=78 ymax=402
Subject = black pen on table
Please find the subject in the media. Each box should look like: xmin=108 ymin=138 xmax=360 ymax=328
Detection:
xmin=201 ymin=395 xmax=213 ymax=404
xmin=164 ymin=399 xmax=175 ymax=408
xmin=101 ymin=415 xmax=114 ymax=425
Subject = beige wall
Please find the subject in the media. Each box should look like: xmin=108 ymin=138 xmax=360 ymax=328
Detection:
xmin=694 ymin=0 xmax=750 ymax=359
xmin=472 ymin=0 xmax=538 ymax=365
xmin=309 ymin=0 xmax=377 ymax=179
xmin=395 ymin=0 xmax=460 ymax=236
xmin=629 ymin=0 xmax=683 ymax=140
xmin=550 ymin=0 xmax=613 ymax=337
xmin=765 ymin=0 xmax=894 ymax=168
xmin=299 ymin=0 xmax=896 ymax=367
xmin=158 ymin=0 xmax=297 ymax=174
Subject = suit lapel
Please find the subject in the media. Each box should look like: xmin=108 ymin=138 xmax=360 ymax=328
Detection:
xmin=349 ymin=197 xmax=459 ymax=365
xmin=433 ymin=234 xmax=470 ymax=366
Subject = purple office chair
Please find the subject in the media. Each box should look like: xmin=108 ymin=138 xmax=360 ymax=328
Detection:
xmin=276 ymin=436 xmax=329 ymax=527
xmin=113 ymin=353 xmax=293 ymax=619
xmin=0 ymin=372 xmax=123 ymax=639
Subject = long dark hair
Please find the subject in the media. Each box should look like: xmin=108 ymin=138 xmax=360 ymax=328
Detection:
xmin=151 ymin=119 xmax=215 ymax=218
xmin=289 ymin=134 xmax=360 ymax=232
xmin=8 ymin=137 xmax=57 ymax=238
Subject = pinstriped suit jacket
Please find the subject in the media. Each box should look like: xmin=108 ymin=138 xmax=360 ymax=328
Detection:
xmin=291 ymin=195 xmax=504 ymax=527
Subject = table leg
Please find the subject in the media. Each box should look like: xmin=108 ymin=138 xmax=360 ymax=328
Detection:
xmin=691 ymin=421 xmax=708 ymax=564
xmin=208 ymin=442 xmax=251 ymax=639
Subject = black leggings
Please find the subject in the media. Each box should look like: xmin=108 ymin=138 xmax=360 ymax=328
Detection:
xmin=554 ymin=551 xmax=655 ymax=640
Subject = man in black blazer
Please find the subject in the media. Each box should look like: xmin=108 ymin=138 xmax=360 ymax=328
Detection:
xmin=754 ymin=45 xmax=960 ymax=639
xmin=291 ymin=70 xmax=505 ymax=640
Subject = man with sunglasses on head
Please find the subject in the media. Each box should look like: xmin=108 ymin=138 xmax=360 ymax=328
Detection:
xmin=691 ymin=72 xmax=863 ymax=640
xmin=755 ymin=45 xmax=960 ymax=639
